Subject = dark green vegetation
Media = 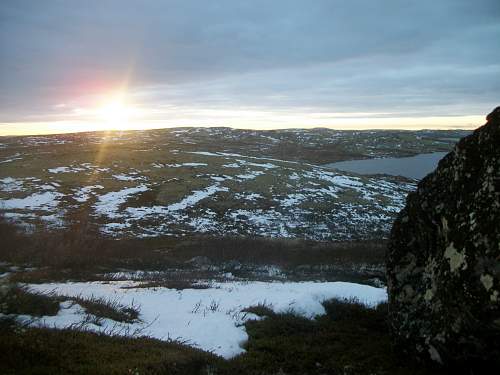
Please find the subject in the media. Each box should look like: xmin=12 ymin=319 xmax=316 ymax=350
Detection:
xmin=0 ymin=298 xmax=447 ymax=375
xmin=223 ymin=299 xmax=444 ymax=375
xmin=0 ymin=319 xmax=219 ymax=375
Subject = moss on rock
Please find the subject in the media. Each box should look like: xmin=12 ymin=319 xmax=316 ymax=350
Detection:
xmin=387 ymin=106 xmax=500 ymax=367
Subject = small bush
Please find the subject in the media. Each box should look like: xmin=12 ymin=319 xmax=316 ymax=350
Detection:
xmin=242 ymin=302 xmax=275 ymax=317
xmin=322 ymin=297 xmax=371 ymax=321
xmin=0 ymin=285 xmax=61 ymax=317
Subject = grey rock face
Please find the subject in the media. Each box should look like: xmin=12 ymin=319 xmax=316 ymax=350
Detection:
xmin=387 ymin=107 xmax=500 ymax=365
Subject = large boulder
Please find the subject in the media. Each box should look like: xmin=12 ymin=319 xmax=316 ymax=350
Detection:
xmin=387 ymin=107 xmax=500 ymax=366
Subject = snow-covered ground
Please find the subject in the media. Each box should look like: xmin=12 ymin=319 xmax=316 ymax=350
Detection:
xmin=0 ymin=154 xmax=415 ymax=239
xmin=0 ymin=133 xmax=419 ymax=240
xmin=24 ymin=281 xmax=387 ymax=358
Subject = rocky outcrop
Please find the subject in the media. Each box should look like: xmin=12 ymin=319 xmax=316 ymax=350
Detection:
xmin=387 ymin=107 xmax=500 ymax=366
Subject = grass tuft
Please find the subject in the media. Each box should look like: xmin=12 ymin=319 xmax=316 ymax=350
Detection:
xmin=69 ymin=295 xmax=140 ymax=323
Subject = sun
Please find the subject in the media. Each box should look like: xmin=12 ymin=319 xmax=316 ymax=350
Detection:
xmin=97 ymin=95 xmax=133 ymax=128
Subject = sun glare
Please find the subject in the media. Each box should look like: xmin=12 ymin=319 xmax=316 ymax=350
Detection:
xmin=97 ymin=96 xmax=131 ymax=127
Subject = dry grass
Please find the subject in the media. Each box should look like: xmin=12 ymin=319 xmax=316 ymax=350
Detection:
xmin=1 ymin=211 xmax=387 ymax=286
xmin=69 ymin=295 xmax=140 ymax=323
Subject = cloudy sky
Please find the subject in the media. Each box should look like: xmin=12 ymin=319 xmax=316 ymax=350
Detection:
xmin=1 ymin=0 xmax=499 ymax=135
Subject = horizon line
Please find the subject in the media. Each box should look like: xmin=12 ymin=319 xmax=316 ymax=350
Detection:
xmin=0 ymin=123 xmax=478 ymax=138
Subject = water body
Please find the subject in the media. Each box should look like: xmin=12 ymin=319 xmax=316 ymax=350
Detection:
xmin=324 ymin=152 xmax=448 ymax=180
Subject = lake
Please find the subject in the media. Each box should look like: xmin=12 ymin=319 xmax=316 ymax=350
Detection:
xmin=324 ymin=152 xmax=448 ymax=180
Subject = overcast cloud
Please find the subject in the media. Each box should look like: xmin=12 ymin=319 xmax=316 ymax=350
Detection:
xmin=1 ymin=0 xmax=499 ymax=130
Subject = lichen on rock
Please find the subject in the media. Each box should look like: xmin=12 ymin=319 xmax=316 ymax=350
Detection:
xmin=387 ymin=106 xmax=500 ymax=366
xmin=443 ymin=242 xmax=467 ymax=273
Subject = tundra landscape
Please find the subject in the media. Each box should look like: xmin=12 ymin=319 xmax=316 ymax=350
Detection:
xmin=0 ymin=127 xmax=471 ymax=374
xmin=1 ymin=0 xmax=499 ymax=374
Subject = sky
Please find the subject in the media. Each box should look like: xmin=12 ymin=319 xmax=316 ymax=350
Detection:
xmin=1 ymin=0 xmax=499 ymax=135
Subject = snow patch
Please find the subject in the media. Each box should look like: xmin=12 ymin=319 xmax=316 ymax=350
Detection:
xmin=112 ymin=174 xmax=145 ymax=182
xmin=73 ymin=185 xmax=104 ymax=203
xmin=235 ymin=171 xmax=264 ymax=180
xmin=0 ymin=191 xmax=64 ymax=211
xmin=26 ymin=281 xmax=387 ymax=358
xmin=94 ymin=185 xmax=149 ymax=219
xmin=0 ymin=177 xmax=25 ymax=192
xmin=167 ymin=184 xmax=228 ymax=212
